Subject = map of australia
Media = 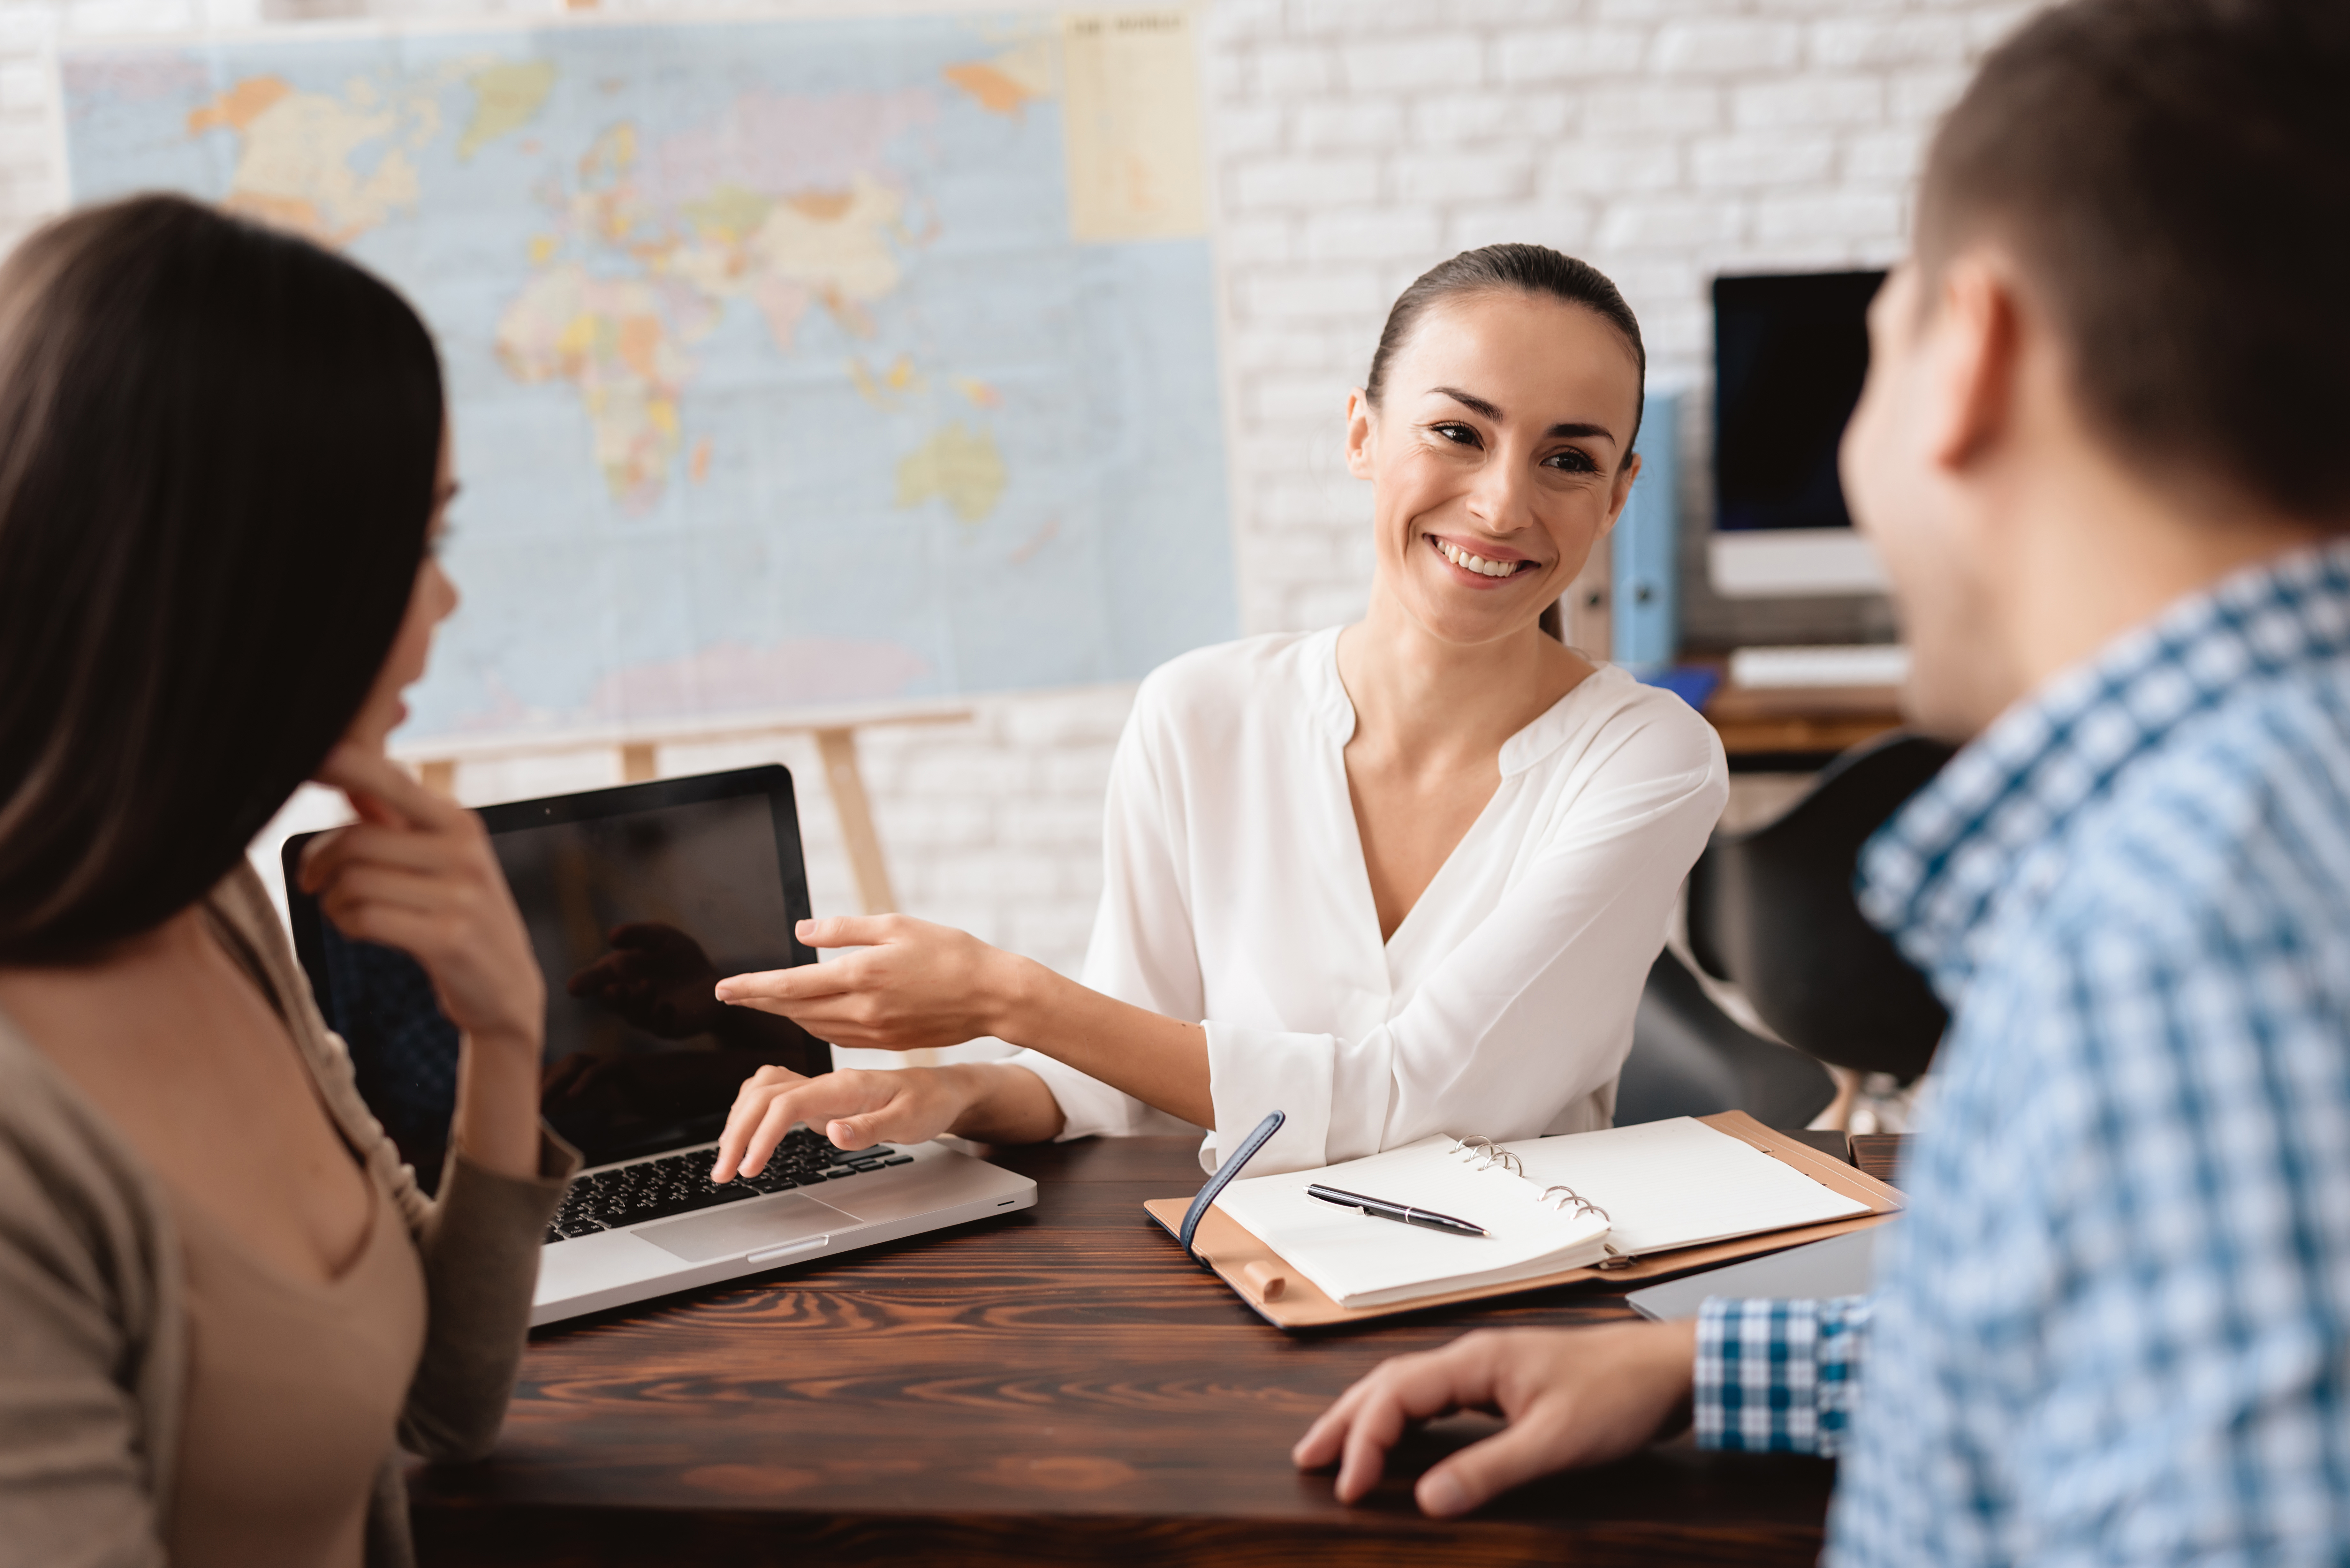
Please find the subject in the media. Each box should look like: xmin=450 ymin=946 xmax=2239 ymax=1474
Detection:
xmin=58 ymin=12 xmax=1232 ymax=740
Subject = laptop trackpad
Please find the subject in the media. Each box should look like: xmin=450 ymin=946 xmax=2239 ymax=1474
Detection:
xmin=637 ymin=1193 xmax=851 ymax=1264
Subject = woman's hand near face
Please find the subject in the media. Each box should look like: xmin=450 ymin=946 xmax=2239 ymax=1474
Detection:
xmin=300 ymin=745 xmax=542 ymax=1045
xmin=298 ymin=744 xmax=546 ymax=1177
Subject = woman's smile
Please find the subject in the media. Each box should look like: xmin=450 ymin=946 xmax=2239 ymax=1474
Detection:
xmin=1424 ymin=531 xmax=1543 ymax=584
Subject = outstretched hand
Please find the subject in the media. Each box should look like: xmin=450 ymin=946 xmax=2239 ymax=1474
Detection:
xmin=1293 ymin=1321 xmax=1698 ymax=1517
xmin=714 ymin=914 xmax=1027 ymax=1053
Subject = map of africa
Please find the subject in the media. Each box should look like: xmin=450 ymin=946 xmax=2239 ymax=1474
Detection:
xmin=58 ymin=11 xmax=1235 ymax=741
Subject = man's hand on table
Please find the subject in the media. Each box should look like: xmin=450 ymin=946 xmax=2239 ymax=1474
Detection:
xmin=1294 ymin=1319 xmax=1699 ymax=1517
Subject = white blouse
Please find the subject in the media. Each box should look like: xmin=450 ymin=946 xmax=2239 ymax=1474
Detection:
xmin=1014 ymin=628 xmax=1730 ymax=1176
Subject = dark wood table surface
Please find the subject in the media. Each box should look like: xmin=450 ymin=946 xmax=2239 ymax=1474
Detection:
xmin=1700 ymin=676 xmax=1905 ymax=762
xmin=1849 ymin=1134 xmax=1908 ymax=1188
xmin=411 ymin=1136 xmax=1836 ymax=1567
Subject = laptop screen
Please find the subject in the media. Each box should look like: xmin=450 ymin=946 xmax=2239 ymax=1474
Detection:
xmin=285 ymin=766 xmax=828 ymax=1188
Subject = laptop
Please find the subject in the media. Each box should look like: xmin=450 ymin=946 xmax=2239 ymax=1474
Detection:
xmin=282 ymin=764 xmax=1036 ymax=1325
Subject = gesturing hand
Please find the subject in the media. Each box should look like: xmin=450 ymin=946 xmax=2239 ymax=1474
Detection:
xmin=1292 ymin=1321 xmax=1698 ymax=1517
xmin=713 ymin=914 xmax=1027 ymax=1053
xmin=298 ymin=744 xmax=544 ymax=1055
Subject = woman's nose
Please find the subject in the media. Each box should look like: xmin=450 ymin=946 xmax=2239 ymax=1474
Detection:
xmin=1465 ymin=457 xmax=1535 ymax=533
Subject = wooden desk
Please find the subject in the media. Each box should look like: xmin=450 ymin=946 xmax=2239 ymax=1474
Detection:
xmin=1850 ymin=1133 xmax=1908 ymax=1188
xmin=1704 ymin=681 xmax=1905 ymax=762
xmin=413 ymin=1136 xmax=1835 ymax=1566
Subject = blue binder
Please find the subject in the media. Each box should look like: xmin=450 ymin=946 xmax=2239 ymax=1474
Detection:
xmin=1611 ymin=389 xmax=1680 ymax=671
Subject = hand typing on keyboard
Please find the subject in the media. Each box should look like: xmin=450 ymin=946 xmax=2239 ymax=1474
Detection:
xmin=544 ymin=1127 xmax=914 ymax=1243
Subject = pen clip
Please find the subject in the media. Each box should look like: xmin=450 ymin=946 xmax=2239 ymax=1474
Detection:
xmin=1180 ymin=1109 xmax=1285 ymax=1268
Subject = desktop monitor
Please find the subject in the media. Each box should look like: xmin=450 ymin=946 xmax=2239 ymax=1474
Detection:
xmin=1710 ymin=269 xmax=1890 ymax=598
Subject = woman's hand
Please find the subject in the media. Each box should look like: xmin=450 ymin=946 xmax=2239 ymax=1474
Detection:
xmin=298 ymin=745 xmax=546 ymax=1179
xmin=298 ymin=745 xmax=544 ymax=1052
xmin=720 ymin=915 xmax=1214 ymax=1131
xmin=709 ymin=1064 xmax=986 ymax=1180
xmin=1293 ymin=1321 xmax=1698 ymax=1516
xmin=715 ymin=915 xmax=1033 ymax=1052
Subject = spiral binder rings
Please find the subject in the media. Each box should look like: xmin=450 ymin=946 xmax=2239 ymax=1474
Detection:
xmin=1144 ymin=1111 xmax=1903 ymax=1330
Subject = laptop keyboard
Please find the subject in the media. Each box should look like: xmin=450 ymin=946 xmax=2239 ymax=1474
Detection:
xmin=545 ymin=1127 xmax=913 ymax=1244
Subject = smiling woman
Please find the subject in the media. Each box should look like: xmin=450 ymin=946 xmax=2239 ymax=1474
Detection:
xmin=708 ymin=245 xmax=1729 ymax=1180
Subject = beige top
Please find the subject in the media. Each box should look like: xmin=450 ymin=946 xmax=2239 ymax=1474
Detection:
xmin=0 ymin=863 xmax=577 ymax=1568
xmin=165 ymin=1161 xmax=426 ymax=1568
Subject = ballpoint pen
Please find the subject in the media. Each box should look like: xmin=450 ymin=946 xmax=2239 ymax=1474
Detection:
xmin=1306 ymin=1183 xmax=1489 ymax=1237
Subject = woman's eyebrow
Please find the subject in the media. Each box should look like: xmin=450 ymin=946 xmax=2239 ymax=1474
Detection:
xmin=1428 ymin=386 xmax=1616 ymax=445
xmin=1429 ymin=385 xmax=1504 ymax=420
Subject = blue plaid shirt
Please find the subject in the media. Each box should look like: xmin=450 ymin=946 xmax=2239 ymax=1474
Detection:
xmin=1692 ymin=540 xmax=2350 ymax=1564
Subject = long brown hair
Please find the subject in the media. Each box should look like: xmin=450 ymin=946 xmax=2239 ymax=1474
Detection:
xmin=0 ymin=195 xmax=445 ymax=960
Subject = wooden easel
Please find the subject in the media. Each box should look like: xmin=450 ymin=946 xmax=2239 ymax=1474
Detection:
xmin=407 ymin=704 xmax=973 ymax=920
xmin=409 ymin=705 xmax=973 ymax=1069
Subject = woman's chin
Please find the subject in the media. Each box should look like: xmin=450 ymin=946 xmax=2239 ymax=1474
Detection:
xmin=1392 ymin=579 xmax=1551 ymax=646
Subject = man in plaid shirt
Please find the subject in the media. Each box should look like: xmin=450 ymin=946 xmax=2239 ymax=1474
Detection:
xmin=1297 ymin=1 xmax=2350 ymax=1559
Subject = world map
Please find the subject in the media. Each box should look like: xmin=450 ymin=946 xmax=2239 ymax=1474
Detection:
xmin=58 ymin=11 xmax=1234 ymax=741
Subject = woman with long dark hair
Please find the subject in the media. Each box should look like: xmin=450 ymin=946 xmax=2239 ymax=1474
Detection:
xmin=0 ymin=195 xmax=571 ymax=1566
xmin=709 ymin=245 xmax=1730 ymax=1179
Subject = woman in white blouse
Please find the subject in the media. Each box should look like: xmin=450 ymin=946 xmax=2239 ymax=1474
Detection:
xmin=710 ymin=245 xmax=1727 ymax=1179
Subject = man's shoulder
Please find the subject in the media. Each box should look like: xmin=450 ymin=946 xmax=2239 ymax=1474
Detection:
xmin=2025 ymin=670 xmax=2350 ymax=981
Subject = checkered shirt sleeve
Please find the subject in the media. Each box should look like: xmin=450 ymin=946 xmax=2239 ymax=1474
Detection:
xmin=1693 ymin=1293 xmax=1872 ymax=1456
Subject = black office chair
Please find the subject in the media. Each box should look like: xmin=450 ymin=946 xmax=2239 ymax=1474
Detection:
xmin=1615 ymin=946 xmax=1838 ymax=1127
xmin=1685 ymin=731 xmax=1955 ymax=1083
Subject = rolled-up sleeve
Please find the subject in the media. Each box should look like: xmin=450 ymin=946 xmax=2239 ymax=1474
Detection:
xmin=396 ymin=1132 xmax=578 ymax=1462
xmin=1010 ymin=683 xmax=1204 ymax=1143
xmin=1694 ymin=1294 xmax=1874 ymax=1456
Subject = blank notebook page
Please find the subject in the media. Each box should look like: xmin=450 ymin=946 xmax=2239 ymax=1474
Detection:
xmin=1210 ymin=1136 xmax=1610 ymax=1308
xmin=1209 ymin=1118 xmax=1866 ymax=1308
xmin=1506 ymin=1116 xmax=1866 ymax=1254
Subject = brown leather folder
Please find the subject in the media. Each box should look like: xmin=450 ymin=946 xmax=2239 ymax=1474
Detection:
xmin=1144 ymin=1111 xmax=1903 ymax=1330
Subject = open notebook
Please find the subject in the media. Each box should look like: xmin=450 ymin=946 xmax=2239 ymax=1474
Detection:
xmin=1209 ymin=1116 xmax=1872 ymax=1309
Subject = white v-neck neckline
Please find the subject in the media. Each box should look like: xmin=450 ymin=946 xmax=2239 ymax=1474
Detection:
xmin=1312 ymin=629 xmax=1605 ymax=956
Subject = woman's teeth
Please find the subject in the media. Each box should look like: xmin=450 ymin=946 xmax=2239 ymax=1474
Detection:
xmin=1436 ymin=539 xmax=1525 ymax=578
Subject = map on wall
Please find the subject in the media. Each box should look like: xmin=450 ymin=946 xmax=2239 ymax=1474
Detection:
xmin=57 ymin=9 xmax=1235 ymax=742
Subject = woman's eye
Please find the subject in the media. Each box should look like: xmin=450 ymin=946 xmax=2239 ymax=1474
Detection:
xmin=1543 ymin=448 xmax=1599 ymax=474
xmin=1431 ymin=422 xmax=1481 ymax=448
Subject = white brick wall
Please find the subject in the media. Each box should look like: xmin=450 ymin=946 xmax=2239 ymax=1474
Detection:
xmin=3 ymin=0 xmax=2041 ymax=979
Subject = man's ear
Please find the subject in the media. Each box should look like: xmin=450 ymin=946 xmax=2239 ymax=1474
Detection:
xmin=1925 ymin=254 xmax=2022 ymax=476
xmin=1344 ymin=389 xmax=1376 ymax=480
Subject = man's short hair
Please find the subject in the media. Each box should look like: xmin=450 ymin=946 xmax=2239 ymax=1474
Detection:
xmin=1918 ymin=0 xmax=2350 ymax=525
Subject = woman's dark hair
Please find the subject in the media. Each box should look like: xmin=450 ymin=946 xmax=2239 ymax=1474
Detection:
xmin=1365 ymin=244 xmax=1648 ymax=641
xmin=1918 ymin=0 xmax=2350 ymax=524
xmin=0 ymin=195 xmax=444 ymax=961
xmin=1366 ymin=244 xmax=1647 ymax=441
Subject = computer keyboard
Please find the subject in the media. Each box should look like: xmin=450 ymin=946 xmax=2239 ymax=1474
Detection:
xmin=545 ymin=1126 xmax=913 ymax=1243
